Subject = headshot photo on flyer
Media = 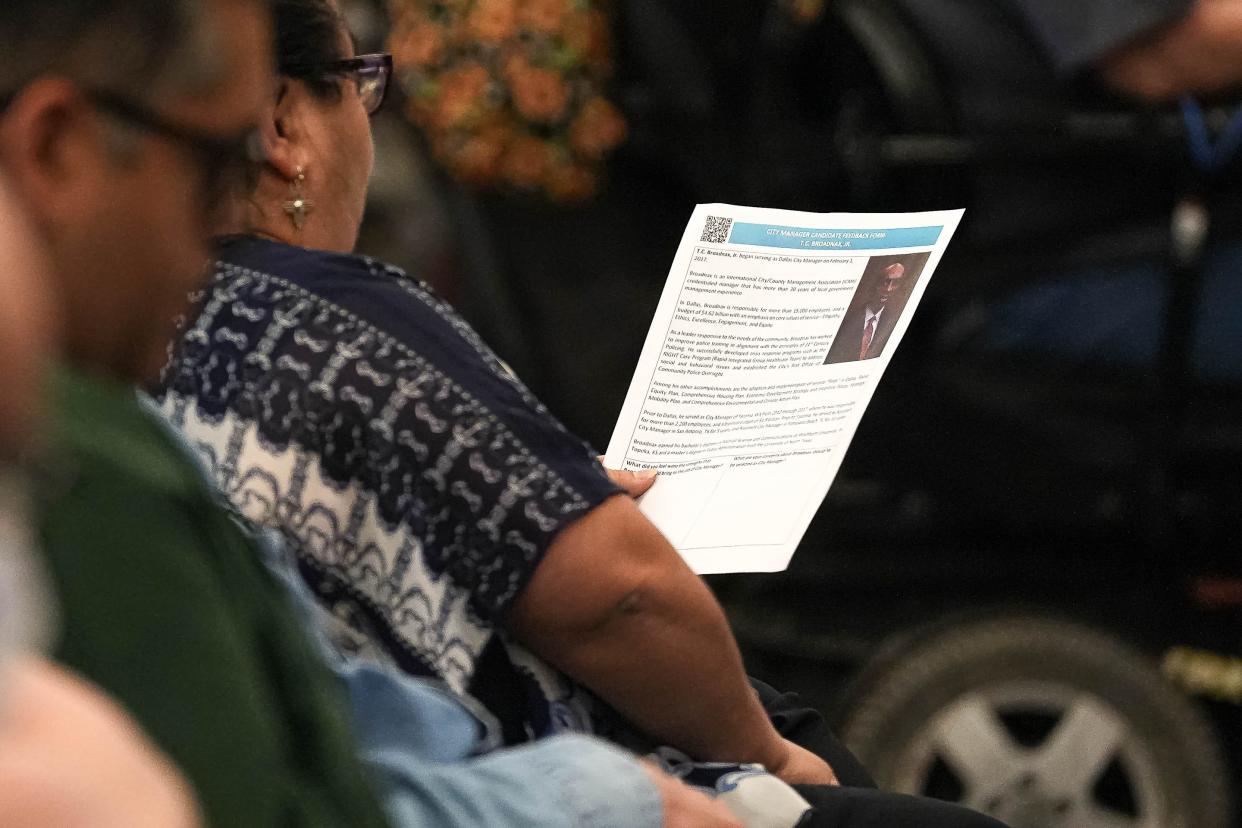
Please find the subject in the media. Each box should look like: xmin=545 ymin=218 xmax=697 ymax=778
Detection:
xmin=824 ymin=252 xmax=931 ymax=365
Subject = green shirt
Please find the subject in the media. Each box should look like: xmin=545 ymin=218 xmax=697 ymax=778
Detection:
xmin=36 ymin=367 xmax=391 ymax=828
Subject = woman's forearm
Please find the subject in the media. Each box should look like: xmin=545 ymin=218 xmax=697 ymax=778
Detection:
xmin=508 ymin=495 xmax=787 ymax=769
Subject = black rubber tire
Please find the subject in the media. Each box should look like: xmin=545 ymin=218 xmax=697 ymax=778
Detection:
xmin=840 ymin=615 xmax=1232 ymax=828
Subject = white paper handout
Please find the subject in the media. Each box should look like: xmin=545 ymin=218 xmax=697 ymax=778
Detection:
xmin=604 ymin=204 xmax=964 ymax=574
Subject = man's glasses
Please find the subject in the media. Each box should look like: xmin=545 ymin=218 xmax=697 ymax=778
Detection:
xmin=86 ymin=90 xmax=267 ymax=224
xmin=288 ymin=53 xmax=393 ymax=116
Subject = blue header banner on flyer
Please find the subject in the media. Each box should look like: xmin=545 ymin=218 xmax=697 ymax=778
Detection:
xmin=727 ymin=222 xmax=942 ymax=250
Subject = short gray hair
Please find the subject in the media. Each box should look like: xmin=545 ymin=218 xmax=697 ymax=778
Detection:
xmin=0 ymin=0 xmax=226 ymax=105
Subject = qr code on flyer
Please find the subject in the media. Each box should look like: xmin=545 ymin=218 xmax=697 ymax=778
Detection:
xmin=700 ymin=215 xmax=732 ymax=244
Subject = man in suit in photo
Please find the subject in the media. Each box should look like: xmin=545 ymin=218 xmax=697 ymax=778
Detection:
xmin=825 ymin=261 xmax=911 ymax=364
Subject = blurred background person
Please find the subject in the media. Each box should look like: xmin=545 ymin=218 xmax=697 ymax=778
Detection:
xmin=886 ymin=0 xmax=1242 ymax=377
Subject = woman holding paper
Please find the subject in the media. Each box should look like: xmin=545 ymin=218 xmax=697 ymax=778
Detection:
xmin=153 ymin=2 xmax=1005 ymax=824
xmin=155 ymin=0 xmax=830 ymax=784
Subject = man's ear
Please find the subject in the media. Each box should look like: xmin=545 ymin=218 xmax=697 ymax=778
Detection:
xmin=263 ymin=78 xmax=304 ymax=183
xmin=0 ymin=78 xmax=102 ymax=230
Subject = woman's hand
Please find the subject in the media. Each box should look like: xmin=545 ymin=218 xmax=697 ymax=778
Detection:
xmin=765 ymin=739 xmax=840 ymax=787
xmin=599 ymin=456 xmax=658 ymax=498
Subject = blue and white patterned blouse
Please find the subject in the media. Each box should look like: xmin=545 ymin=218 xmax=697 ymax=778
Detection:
xmin=156 ymin=235 xmax=624 ymax=744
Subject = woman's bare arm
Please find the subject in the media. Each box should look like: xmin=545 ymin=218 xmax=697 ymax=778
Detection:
xmin=508 ymin=494 xmax=834 ymax=784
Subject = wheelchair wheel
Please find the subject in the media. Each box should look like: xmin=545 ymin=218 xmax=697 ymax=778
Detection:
xmin=841 ymin=615 xmax=1232 ymax=828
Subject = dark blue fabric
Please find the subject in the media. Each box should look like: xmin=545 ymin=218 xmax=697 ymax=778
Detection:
xmin=212 ymin=234 xmax=623 ymax=510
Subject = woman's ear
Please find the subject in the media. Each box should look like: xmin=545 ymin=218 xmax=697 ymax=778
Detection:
xmin=263 ymin=79 xmax=303 ymax=182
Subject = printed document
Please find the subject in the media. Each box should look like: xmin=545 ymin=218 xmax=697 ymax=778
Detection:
xmin=604 ymin=204 xmax=964 ymax=574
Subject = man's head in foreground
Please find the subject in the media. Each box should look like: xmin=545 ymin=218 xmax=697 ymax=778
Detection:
xmin=0 ymin=0 xmax=272 ymax=384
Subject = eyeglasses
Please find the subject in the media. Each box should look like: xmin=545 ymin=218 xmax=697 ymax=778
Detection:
xmin=288 ymin=53 xmax=393 ymax=116
xmin=85 ymin=89 xmax=267 ymax=224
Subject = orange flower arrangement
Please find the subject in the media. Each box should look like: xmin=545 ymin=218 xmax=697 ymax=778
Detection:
xmin=387 ymin=0 xmax=627 ymax=202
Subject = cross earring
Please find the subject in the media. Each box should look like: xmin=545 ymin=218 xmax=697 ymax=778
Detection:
xmin=282 ymin=166 xmax=314 ymax=231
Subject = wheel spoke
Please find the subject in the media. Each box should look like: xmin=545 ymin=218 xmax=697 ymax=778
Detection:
xmin=932 ymin=695 xmax=1022 ymax=796
xmin=1031 ymin=695 xmax=1125 ymax=796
